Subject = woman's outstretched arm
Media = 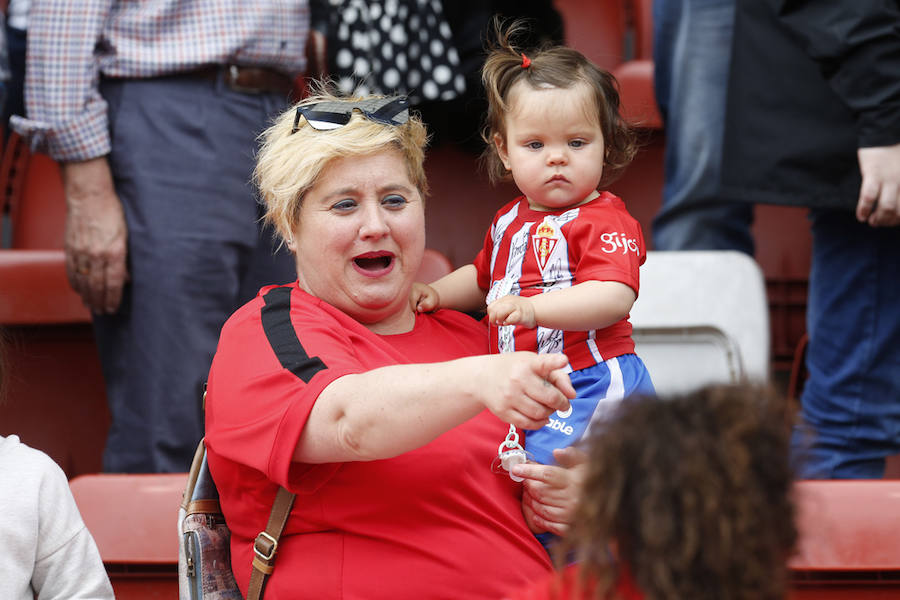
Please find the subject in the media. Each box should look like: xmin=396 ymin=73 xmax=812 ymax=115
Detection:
xmin=294 ymin=352 xmax=575 ymax=463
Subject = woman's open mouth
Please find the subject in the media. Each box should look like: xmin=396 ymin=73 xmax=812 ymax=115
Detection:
xmin=353 ymin=251 xmax=395 ymax=275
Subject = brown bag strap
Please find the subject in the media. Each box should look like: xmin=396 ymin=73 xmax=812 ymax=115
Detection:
xmin=246 ymin=486 xmax=297 ymax=600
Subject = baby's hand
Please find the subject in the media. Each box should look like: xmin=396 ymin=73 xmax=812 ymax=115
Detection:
xmin=409 ymin=282 xmax=440 ymax=313
xmin=488 ymin=294 xmax=536 ymax=328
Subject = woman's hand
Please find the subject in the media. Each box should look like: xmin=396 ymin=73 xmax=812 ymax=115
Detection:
xmin=477 ymin=352 xmax=575 ymax=430
xmin=514 ymin=446 xmax=588 ymax=535
xmin=409 ymin=281 xmax=440 ymax=312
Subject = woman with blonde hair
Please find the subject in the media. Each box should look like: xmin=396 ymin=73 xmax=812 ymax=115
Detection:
xmin=204 ymin=91 xmax=585 ymax=599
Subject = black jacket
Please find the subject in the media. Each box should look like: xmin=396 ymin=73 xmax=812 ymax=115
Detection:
xmin=717 ymin=0 xmax=900 ymax=209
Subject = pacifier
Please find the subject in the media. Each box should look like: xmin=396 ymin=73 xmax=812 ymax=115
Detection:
xmin=497 ymin=425 xmax=526 ymax=482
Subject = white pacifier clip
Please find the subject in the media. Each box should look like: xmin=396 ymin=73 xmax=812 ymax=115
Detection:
xmin=498 ymin=424 xmax=527 ymax=482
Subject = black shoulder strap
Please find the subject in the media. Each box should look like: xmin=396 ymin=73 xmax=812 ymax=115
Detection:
xmin=261 ymin=286 xmax=327 ymax=383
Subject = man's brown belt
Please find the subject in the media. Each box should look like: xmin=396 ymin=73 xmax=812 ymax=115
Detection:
xmin=181 ymin=64 xmax=295 ymax=96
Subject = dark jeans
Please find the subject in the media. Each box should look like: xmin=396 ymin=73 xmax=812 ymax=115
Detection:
xmin=791 ymin=210 xmax=900 ymax=479
xmin=651 ymin=0 xmax=754 ymax=254
xmin=653 ymin=0 xmax=900 ymax=479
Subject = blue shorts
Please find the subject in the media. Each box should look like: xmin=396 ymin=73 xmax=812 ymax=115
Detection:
xmin=525 ymin=354 xmax=655 ymax=465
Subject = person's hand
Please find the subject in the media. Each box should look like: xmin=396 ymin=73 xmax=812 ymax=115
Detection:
xmin=62 ymin=157 xmax=129 ymax=314
xmin=515 ymin=446 xmax=588 ymax=535
xmin=488 ymin=294 xmax=536 ymax=328
xmin=856 ymin=143 xmax=900 ymax=227
xmin=478 ymin=352 xmax=575 ymax=430
xmin=409 ymin=281 xmax=440 ymax=313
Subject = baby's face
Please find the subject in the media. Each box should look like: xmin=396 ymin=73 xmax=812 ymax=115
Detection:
xmin=496 ymin=82 xmax=605 ymax=212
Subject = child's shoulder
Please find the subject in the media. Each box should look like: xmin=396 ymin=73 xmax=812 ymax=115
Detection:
xmin=587 ymin=190 xmax=626 ymax=210
xmin=486 ymin=196 xmax=530 ymax=225
xmin=574 ymin=191 xmax=628 ymax=216
xmin=0 ymin=434 xmax=67 ymax=482
xmin=501 ymin=195 xmax=529 ymax=212
xmin=585 ymin=191 xmax=640 ymax=221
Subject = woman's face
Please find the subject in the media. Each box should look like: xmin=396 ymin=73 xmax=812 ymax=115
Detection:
xmin=290 ymin=150 xmax=425 ymax=334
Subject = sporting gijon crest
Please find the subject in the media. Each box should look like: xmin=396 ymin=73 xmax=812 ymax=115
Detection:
xmin=532 ymin=218 xmax=561 ymax=272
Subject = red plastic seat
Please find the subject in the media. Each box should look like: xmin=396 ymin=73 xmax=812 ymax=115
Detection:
xmin=612 ymin=0 xmax=663 ymax=129
xmin=790 ymin=480 xmax=900 ymax=598
xmin=0 ymin=249 xmax=89 ymax=324
xmin=1 ymin=132 xmax=67 ymax=250
xmin=612 ymin=59 xmax=662 ymax=129
xmin=70 ymin=473 xmax=185 ymax=599
xmin=0 ymin=133 xmax=105 ymax=477
xmin=630 ymin=0 xmax=654 ymax=60
xmin=415 ymin=247 xmax=453 ymax=283
xmin=0 ymin=132 xmax=86 ymax=324
xmin=556 ymin=0 xmax=627 ymax=71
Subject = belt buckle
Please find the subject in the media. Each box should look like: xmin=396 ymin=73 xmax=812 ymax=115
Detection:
xmin=226 ymin=65 xmax=264 ymax=94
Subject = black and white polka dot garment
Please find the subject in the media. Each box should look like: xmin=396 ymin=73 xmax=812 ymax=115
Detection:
xmin=326 ymin=0 xmax=467 ymax=104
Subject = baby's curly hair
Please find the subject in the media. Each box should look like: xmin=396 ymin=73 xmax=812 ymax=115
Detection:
xmin=560 ymin=384 xmax=798 ymax=600
xmin=480 ymin=19 xmax=637 ymax=187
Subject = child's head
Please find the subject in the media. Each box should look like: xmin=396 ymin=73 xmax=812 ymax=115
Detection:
xmin=481 ymin=21 xmax=636 ymax=210
xmin=562 ymin=384 xmax=797 ymax=600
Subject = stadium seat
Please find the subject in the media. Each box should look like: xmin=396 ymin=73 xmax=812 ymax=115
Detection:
xmin=555 ymin=0 xmax=627 ymax=71
xmin=70 ymin=473 xmax=185 ymax=599
xmin=612 ymin=59 xmax=662 ymax=129
xmin=0 ymin=132 xmax=87 ymax=324
xmin=790 ymin=480 xmax=900 ymax=598
xmin=415 ymin=247 xmax=453 ymax=283
xmin=629 ymin=0 xmax=654 ymax=60
xmin=1 ymin=132 xmax=68 ymax=250
xmin=612 ymin=0 xmax=662 ymax=129
xmin=0 ymin=133 xmax=107 ymax=478
xmin=630 ymin=250 xmax=770 ymax=395
xmin=0 ymin=133 xmax=86 ymax=323
xmin=0 ymin=249 xmax=89 ymax=324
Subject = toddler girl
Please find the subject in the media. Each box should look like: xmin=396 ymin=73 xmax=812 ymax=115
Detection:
xmin=412 ymin=22 xmax=655 ymax=482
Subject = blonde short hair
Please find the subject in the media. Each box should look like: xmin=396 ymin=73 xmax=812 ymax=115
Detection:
xmin=255 ymin=91 xmax=430 ymax=244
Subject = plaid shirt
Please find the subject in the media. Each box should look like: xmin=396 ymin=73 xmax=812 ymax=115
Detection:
xmin=12 ymin=1 xmax=310 ymax=161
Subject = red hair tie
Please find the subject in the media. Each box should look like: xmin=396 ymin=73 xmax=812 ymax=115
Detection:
xmin=521 ymin=53 xmax=531 ymax=69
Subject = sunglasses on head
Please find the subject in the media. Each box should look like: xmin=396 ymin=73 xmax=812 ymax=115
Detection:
xmin=291 ymin=96 xmax=411 ymax=133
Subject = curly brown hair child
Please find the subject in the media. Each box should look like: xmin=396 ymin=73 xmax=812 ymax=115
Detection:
xmin=510 ymin=384 xmax=798 ymax=600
